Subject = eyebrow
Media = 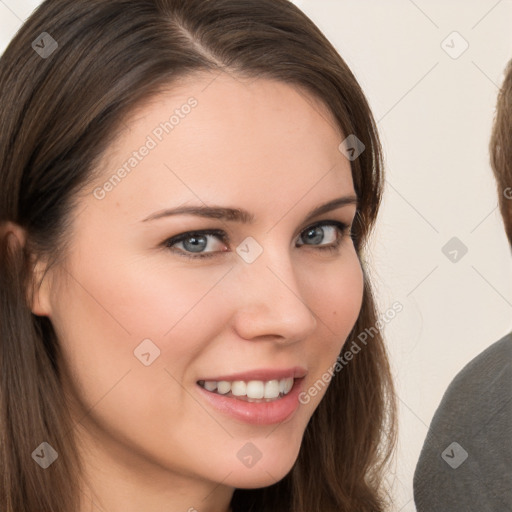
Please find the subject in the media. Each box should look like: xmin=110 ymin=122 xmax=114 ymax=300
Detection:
xmin=141 ymin=195 xmax=358 ymax=224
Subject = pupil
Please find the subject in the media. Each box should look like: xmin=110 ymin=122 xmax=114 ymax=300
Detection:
xmin=306 ymin=226 xmax=323 ymax=244
xmin=184 ymin=235 xmax=207 ymax=253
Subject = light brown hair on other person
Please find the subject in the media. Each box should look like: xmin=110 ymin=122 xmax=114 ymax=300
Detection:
xmin=490 ymin=58 xmax=512 ymax=245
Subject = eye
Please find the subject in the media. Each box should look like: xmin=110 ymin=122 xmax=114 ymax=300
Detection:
xmin=162 ymin=221 xmax=351 ymax=260
xmin=163 ymin=229 xmax=229 ymax=259
xmin=295 ymin=221 xmax=350 ymax=252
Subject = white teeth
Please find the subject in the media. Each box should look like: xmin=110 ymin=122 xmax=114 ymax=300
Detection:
xmin=246 ymin=380 xmax=264 ymax=399
xmin=203 ymin=381 xmax=217 ymax=392
xmin=200 ymin=377 xmax=295 ymax=399
xmin=264 ymin=380 xmax=280 ymax=399
xmin=216 ymin=381 xmax=231 ymax=394
xmin=231 ymin=381 xmax=247 ymax=396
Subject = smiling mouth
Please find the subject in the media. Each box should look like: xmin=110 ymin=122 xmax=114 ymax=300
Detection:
xmin=197 ymin=377 xmax=297 ymax=402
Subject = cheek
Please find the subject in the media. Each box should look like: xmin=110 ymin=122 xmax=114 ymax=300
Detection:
xmin=50 ymin=249 xmax=234 ymax=406
xmin=308 ymin=249 xmax=364 ymax=338
xmin=301 ymin=249 xmax=364 ymax=388
xmin=54 ymin=248 xmax=229 ymax=353
xmin=49 ymin=255 xmax=236 ymax=472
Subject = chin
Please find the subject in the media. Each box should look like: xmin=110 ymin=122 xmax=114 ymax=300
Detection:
xmin=224 ymin=449 xmax=299 ymax=489
xmin=229 ymin=469 xmax=291 ymax=489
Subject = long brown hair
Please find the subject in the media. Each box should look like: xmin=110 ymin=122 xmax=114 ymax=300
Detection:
xmin=490 ymin=58 xmax=512 ymax=244
xmin=0 ymin=1 xmax=396 ymax=510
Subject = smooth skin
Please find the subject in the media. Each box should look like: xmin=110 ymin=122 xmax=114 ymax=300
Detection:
xmin=25 ymin=72 xmax=364 ymax=512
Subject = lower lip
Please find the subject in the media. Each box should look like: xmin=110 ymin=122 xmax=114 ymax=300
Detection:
xmin=196 ymin=378 xmax=305 ymax=425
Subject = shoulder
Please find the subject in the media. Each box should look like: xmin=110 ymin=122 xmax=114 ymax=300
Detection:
xmin=449 ymin=331 xmax=512 ymax=393
xmin=413 ymin=332 xmax=512 ymax=511
xmin=425 ymin=330 xmax=512 ymax=434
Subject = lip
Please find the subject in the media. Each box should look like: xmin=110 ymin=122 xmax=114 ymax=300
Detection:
xmin=196 ymin=376 xmax=306 ymax=425
xmin=197 ymin=366 xmax=307 ymax=382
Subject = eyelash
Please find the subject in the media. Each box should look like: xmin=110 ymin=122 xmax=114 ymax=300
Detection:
xmin=162 ymin=220 xmax=352 ymax=260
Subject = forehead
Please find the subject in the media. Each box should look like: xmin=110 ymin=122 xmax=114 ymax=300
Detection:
xmin=90 ymin=72 xmax=354 ymax=221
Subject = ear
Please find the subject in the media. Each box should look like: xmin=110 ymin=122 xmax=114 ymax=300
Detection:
xmin=30 ymin=255 xmax=53 ymax=317
xmin=1 ymin=221 xmax=52 ymax=317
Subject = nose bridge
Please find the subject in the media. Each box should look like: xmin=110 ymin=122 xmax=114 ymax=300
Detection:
xmin=232 ymin=239 xmax=318 ymax=342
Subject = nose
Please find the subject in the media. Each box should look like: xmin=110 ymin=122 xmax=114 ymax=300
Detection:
xmin=230 ymin=247 xmax=318 ymax=344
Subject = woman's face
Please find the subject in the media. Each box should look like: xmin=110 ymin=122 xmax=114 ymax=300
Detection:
xmin=33 ymin=72 xmax=364 ymax=507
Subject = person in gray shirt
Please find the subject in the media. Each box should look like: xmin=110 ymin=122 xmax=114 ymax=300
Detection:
xmin=413 ymin=59 xmax=512 ymax=511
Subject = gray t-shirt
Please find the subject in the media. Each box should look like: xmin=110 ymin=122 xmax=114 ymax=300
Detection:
xmin=414 ymin=332 xmax=512 ymax=511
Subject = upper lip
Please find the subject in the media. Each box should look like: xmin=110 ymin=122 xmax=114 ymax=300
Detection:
xmin=198 ymin=366 xmax=307 ymax=382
